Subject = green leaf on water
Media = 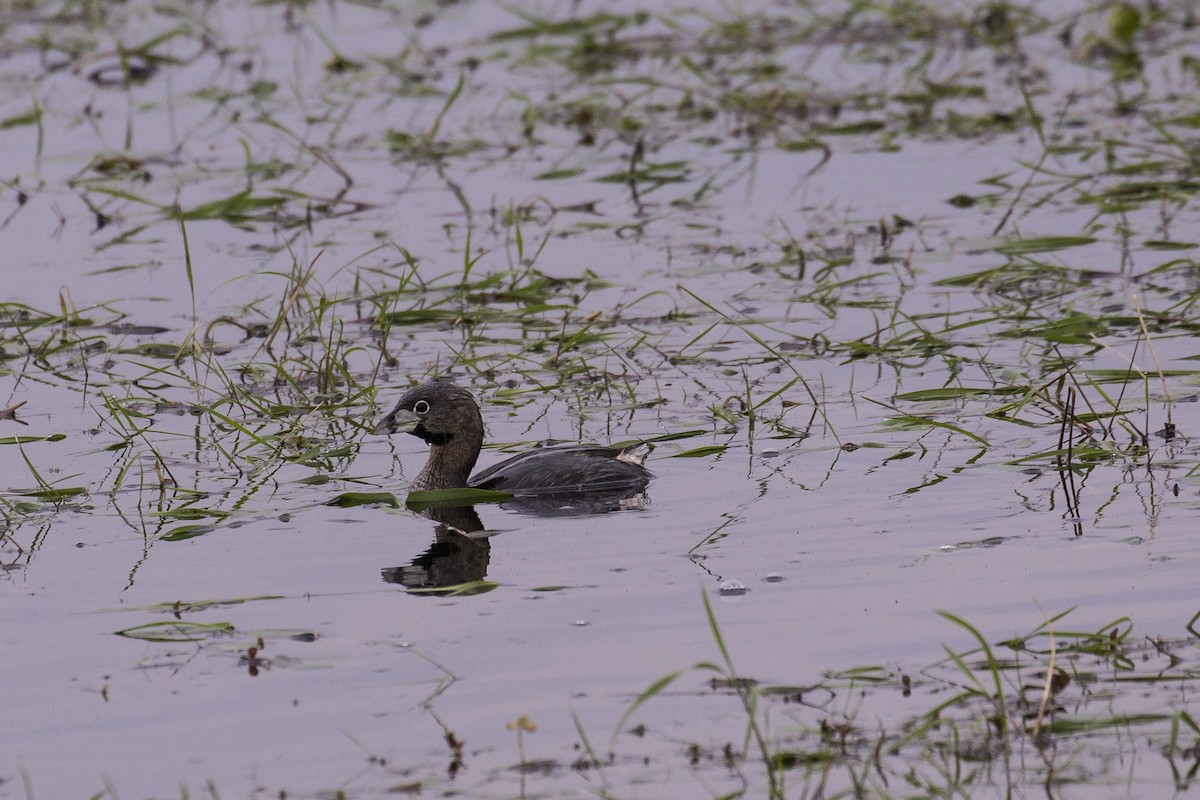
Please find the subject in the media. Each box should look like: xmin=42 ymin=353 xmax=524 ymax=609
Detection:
xmin=0 ymin=434 xmax=66 ymax=445
xmin=146 ymin=508 xmax=231 ymax=520
xmin=20 ymin=486 xmax=87 ymax=501
xmin=594 ymin=161 xmax=690 ymax=185
xmin=114 ymin=620 xmax=236 ymax=642
xmin=813 ymin=120 xmax=885 ymax=136
xmin=1083 ymin=369 xmax=1197 ymax=382
xmin=1043 ymin=714 xmax=1167 ymax=735
xmin=296 ymin=475 xmax=332 ymax=485
xmin=935 ymin=265 xmax=1030 ymax=287
xmin=405 ymin=488 xmax=513 ymax=510
xmin=884 ymin=415 xmax=990 ymax=446
xmin=671 ymin=445 xmax=728 ymax=458
xmin=170 ymin=190 xmax=286 ymax=222
xmin=535 ymin=167 xmax=585 ymax=180
xmin=1143 ymin=240 xmax=1195 ymax=250
xmin=1011 ymin=315 xmax=1109 ymax=344
xmin=160 ymin=524 xmax=218 ymax=541
xmin=326 ymin=492 xmax=400 ymax=508
xmin=642 ymin=429 xmax=709 ymax=443
xmin=995 ymin=236 xmax=1095 ymax=255
xmin=116 ymin=596 xmax=285 ymax=613
xmin=377 ymin=308 xmax=471 ymax=326
xmin=895 ymin=387 xmax=1022 ymax=401
xmin=406 ymin=580 xmax=499 ymax=596
xmin=113 ymin=342 xmax=183 ymax=359
xmin=1 ymin=108 xmax=40 ymax=129
xmin=780 ymin=139 xmax=826 ymax=152
xmin=923 ymin=80 xmax=986 ymax=100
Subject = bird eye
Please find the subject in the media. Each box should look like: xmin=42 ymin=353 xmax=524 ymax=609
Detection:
xmin=413 ymin=400 xmax=430 ymax=415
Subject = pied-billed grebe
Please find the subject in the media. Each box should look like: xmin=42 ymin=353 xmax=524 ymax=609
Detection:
xmin=373 ymin=381 xmax=652 ymax=495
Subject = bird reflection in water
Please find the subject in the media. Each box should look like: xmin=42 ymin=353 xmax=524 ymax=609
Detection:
xmin=380 ymin=487 xmax=650 ymax=593
xmin=381 ymin=504 xmax=490 ymax=590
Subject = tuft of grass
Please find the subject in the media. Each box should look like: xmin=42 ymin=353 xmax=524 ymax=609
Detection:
xmin=623 ymin=597 xmax=1200 ymax=798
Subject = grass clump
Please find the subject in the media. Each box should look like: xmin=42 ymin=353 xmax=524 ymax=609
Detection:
xmin=621 ymin=598 xmax=1200 ymax=799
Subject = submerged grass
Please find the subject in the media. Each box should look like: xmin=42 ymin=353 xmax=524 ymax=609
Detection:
xmin=621 ymin=597 xmax=1200 ymax=799
xmin=0 ymin=0 xmax=1191 ymax=575
xmin=3 ymin=0 xmax=1200 ymax=797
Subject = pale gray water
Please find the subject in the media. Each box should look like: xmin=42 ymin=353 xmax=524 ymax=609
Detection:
xmin=3 ymin=1 xmax=1200 ymax=797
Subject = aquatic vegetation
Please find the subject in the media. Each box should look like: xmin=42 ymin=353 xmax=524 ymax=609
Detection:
xmin=1 ymin=0 xmax=1199 ymax=797
xmin=623 ymin=598 xmax=1200 ymax=799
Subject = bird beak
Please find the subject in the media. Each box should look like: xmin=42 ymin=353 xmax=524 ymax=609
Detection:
xmin=373 ymin=407 xmax=420 ymax=435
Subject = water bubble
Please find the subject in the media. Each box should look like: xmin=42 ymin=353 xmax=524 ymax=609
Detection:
xmin=719 ymin=580 xmax=748 ymax=596
xmin=764 ymin=573 xmax=784 ymax=583
xmin=573 ymin=619 xmax=589 ymax=627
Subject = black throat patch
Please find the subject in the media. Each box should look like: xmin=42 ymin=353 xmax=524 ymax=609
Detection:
xmin=413 ymin=425 xmax=454 ymax=447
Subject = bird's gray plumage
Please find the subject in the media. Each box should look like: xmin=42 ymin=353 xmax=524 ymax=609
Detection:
xmin=375 ymin=381 xmax=652 ymax=497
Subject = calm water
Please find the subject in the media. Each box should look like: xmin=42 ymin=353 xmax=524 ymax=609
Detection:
xmin=3 ymin=1 xmax=1199 ymax=797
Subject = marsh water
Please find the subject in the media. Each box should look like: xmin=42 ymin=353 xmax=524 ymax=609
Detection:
xmin=3 ymin=1 xmax=1200 ymax=798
